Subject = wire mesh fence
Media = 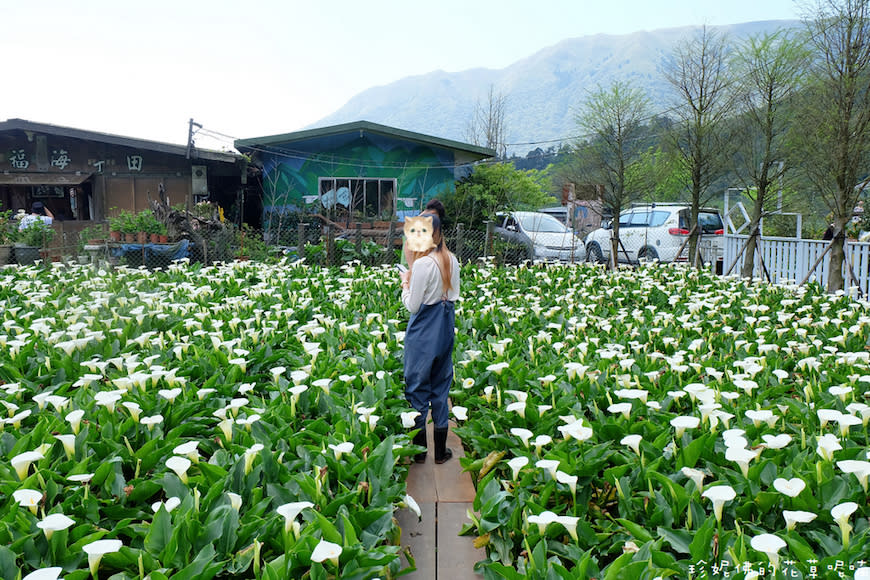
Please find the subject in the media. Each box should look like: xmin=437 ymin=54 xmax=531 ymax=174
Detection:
xmin=0 ymin=216 xmax=736 ymax=274
xmin=0 ymin=221 xmax=529 ymax=270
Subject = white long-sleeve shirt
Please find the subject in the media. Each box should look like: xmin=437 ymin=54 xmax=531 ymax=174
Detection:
xmin=401 ymin=253 xmax=460 ymax=314
xmin=18 ymin=214 xmax=52 ymax=231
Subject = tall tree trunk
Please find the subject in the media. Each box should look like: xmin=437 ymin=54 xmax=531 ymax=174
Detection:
xmin=827 ymin=216 xmax=849 ymax=292
xmin=740 ymin=195 xmax=766 ymax=278
xmin=689 ymin=190 xmax=700 ymax=268
xmin=610 ymin=222 xmax=621 ymax=270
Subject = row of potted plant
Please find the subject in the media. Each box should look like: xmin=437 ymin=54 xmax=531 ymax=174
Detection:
xmin=107 ymin=210 xmax=168 ymax=243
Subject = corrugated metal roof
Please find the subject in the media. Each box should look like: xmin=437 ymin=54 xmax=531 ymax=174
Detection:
xmin=0 ymin=119 xmax=241 ymax=164
xmin=235 ymin=120 xmax=495 ymax=159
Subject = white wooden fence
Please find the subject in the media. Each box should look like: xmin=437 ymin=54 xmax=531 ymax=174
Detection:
xmin=723 ymin=235 xmax=870 ymax=296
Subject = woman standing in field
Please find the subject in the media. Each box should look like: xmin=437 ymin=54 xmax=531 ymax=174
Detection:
xmin=400 ymin=213 xmax=460 ymax=464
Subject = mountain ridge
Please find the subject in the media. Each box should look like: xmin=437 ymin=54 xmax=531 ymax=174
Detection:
xmin=312 ymin=20 xmax=801 ymax=156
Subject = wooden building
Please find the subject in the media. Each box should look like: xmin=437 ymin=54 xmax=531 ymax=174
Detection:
xmin=0 ymin=119 xmax=246 ymax=229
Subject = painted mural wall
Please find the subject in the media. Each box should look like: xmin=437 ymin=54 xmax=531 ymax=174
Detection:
xmin=258 ymin=131 xmax=457 ymax=224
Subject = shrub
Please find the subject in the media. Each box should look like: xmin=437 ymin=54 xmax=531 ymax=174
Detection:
xmin=18 ymin=220 xmax=55 ymax=247
xmin=0 ymin=207 xmax=14 ymax=245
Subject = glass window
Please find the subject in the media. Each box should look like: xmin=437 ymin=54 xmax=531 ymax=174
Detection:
xmin=518 ymin=213 xmax=567 ymax=233
xmin=678 ymin=209 xmax=691 ymax=230
xmin=647 ymin=210 xmax=670 ymax=227
xmin=677 ymin=209 xmax=723 ymax=232
xmin=618 ymin=212 xmax=632 ymax=228
xmin=698 ymin=211 xmax=724 ymax=233
xmin=629 ymin=211 xmax=650 ymax=226
xmin=318 ymin=177 xmax=397 ymax=219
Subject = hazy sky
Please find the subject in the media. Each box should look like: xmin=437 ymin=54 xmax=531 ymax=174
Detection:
xmin=1 ymin=0 xmax=802 ymax=150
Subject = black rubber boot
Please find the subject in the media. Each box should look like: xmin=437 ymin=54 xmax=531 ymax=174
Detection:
xmin=434 ymin=426 xmax=453 ymax=464
xmin=412 ymin=416 xmax=427 ymax=464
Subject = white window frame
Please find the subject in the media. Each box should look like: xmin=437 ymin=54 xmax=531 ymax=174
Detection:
xmin=317 ymin=177 xmax=398 ymax=218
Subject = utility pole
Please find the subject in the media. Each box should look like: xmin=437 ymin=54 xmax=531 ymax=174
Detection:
xmin=185 ymin=118 xmax=202 ymax=160
xmin=186 ymin=118 xmax=202 ymax=214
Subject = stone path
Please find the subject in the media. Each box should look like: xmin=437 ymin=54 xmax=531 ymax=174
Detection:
xmin=396 ymin=421 xmax=486 ymax=579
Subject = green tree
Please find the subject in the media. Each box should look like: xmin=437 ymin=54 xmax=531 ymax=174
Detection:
xmin=791 ymin=0 xmax=870 ymax=292
xmin=731 ymin=30 xmax=809 ymax=278
xmin=626 ymin=146 xmax=688 ymax=202
xmin=445 ymin=163 xmax=555 ymax=229
xmin=572 ymin=80 xmax=652 ymax=268
xmin=663 ymin=26 xmax=737 ymax=267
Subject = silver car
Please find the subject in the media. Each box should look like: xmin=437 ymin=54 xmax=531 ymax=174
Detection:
xmin=494 ymin=211 xmax=585 ymax=263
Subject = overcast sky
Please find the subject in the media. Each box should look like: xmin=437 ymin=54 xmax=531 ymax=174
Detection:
xmin=1 ymin=0 xmax=802 ymax=151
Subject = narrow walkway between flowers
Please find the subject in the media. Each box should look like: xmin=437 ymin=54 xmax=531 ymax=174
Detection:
xmin=396 ymin=421 xmax=485 ymax=579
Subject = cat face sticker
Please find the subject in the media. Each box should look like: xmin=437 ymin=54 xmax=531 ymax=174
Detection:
xmin=404 ymin=215 xmax=437 ymax=252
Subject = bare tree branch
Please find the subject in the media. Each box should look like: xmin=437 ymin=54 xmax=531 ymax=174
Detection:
xmin=663 ymin=26 xmax=737 ymax=266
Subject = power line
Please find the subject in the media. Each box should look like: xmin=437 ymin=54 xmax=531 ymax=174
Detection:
xmin=192 ymin=96 xmax=697 ymax=170
xmin=195 ymin=120 xmax=575 ymax=167
xmin=197 ymin=127 xmax=238 ymax=141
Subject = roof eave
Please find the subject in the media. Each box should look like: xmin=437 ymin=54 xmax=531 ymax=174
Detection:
xmin=235 ymin=120 xmax=495 ymax=160
xmin=0 ymin=118 xmax=242 ymax=163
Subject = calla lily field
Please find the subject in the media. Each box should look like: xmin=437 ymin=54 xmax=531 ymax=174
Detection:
xmin=1 ymin=258 xmax=870 ymax=579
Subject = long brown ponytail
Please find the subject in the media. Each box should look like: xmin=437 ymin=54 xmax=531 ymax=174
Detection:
xmin=409 ymin=214 xmax=454 ymax=294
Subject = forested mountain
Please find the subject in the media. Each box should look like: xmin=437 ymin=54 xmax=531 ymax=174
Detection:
xmin=312 ymin=20 xmax=799 ymax=156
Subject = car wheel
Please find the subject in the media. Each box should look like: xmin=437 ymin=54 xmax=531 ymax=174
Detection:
xmin=637 ymin=247 xmax=659 ymax=262
xmin=586 ymin=242 xmax=604 ymax=264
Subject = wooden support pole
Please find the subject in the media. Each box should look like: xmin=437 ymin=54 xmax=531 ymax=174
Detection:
xmin=674 ymin=224 xmax=697 ymax=265
xmin=844 ymin=244 xmax=865 ymax=299
xmin=725 ymin=227 xmax=757 ymax=276
xmin=799 ymin=235 xmax=838 ymax=287
xmin=755 ymin=241 xmax=772 ymax=283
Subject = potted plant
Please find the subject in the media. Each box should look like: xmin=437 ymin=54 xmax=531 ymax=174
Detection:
xmin=84 ymin=224 xmax=107 ymax=244
xmin=119 ymin=210 xmax=138 ymax=242
xmin=157 ymin=222 xmax=169 ymax=244
xmin=16 ymin=220 xmax=55 ymax=265
xmin=77 ymin=224 xmax=106 ymax=251
xmin=135 ymin=211 xmax=150 ymax=244
xmin=140 ymin=211 xmax=163 ymax=244
xmin=108 ymin=211 xmax=124 ymax=242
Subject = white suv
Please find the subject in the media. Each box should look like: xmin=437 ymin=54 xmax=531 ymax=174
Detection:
xmin=584 ymin=204 xmax=724 ymax=269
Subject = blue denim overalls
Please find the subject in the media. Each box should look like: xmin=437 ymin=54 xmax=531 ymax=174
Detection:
xmin=403 ymin=275 xmax=455 ymax=429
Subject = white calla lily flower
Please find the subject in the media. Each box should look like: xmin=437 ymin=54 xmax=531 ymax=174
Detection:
xmin=750 ymin=533 xmax=787 ymax=572
xmin=701 ymin=485 xmax=736 ymax=523
xmin=311 ymin=538 xmax=342 ymax=566
xmin=83 ymin=538 xmax=123 ymax=577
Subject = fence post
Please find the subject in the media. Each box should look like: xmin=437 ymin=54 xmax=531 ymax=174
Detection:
xmin=355 ymin=222 xmax=362 ymax=255
xmin=387 ymin=221 xmax=396 ymax=263
xmin=484 ymin=221 xmax=494 ymax=259
xmin=297 ymin=222 xmax=306 ymax=251
xmin=325 ymin=224 xmax=335 ymax=266
xmin=455 ymin=223 xmax=465 ymax=263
